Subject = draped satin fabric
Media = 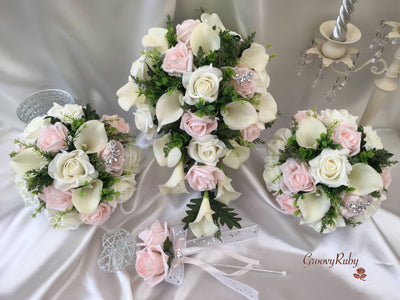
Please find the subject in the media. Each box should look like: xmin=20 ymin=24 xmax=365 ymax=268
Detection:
xmin=0 ymin=1 xmax=399 ymax=299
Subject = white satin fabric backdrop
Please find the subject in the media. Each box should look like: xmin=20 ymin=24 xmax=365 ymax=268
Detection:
xmin=0 ymin=1 xmax=399 ymax=299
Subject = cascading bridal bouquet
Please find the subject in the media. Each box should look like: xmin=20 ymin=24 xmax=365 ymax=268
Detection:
xmin=10 ymin=102 xmax=143 ymax=230
xmin=263 ymin=109 xmax=396 ymax=233
xmin=117 ymin=11 xmax=278 ymax=237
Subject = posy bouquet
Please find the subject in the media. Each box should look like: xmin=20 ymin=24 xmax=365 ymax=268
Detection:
xmin=117 ymin=11 xmax=277 ymax=237
xmin=10 ymin=103 xmax=143 ymax=230
xmin=263 ymin=109 xmax=396 ymax=233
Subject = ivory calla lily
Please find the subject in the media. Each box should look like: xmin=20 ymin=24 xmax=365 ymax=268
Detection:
xmin=190 ymin=23 xmax=221 ymax=56
xmin=72 ymin=179 xmax=103 ymax=218
xmin=10 ymin=148 xmax=48 ymax=176
xmin=74 ymin=120 xmax=108 ymax=154
xmin=189 ymin=192 xmax=219 ymax=238
xmin=153 ymin=133 xmax=182 ymax=168
xmin=156 ymin=91 xmax=184 ymax=132
xmin=221 ymin=101 xmax=259 ymax=130
xmin=257 ymin=92 xmax=277 ymax=123
xmin=348 ymin=163 xmax=383 ymax=195
xmin=240 ymin=43 xmax=269 ymax=72
xmin=215 ymin=176 xmax=241 ymax=205
xmin=142 ymin=27 xmax=169 ymax=54
xmin=200 ymin=13 xmax=225 ymax=31
xmin=296 ymin=117 xmax=327 ymax=149
xmin=222 ymin=140 xmax=250 ymax=169
xmin=298 ymin=190 xmax=331 ymax=224
xmin=159 ymin=162 xmax=189 ymax=195
xmin=116 ymin=81 xmax=147 ymax=112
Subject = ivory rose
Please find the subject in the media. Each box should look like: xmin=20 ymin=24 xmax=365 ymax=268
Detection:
xmin=83 ymin=202 xmax=115 ymax=226
xmin=138 ymin=220 xmax=170 ymax=247
xmin=37 ymin=122 xmax=68 ymax=153
xmin=110 ymin=174 xmax=137 ymax=203
xmin=309 ymin=148 xmax=352 ymax=187
xmin=332 ymin=123 xmax=361 ymax=156
xmin=241 ymin=123 xmax=263 ymax=142
xmin=363 ymin=125 xmax=383 ymax=150
xmin=124 ymin=144 xmax=143 ymax=174
xmin=319 ymin=109 xmax=358 ymax=129
xmin=266 ymin=128 xmax=292 ymax=155
xmin=14 ymin=175 xmax=40 ymax=208
xmin=231 ymin=66 xmax=259 ymax=98
xmin=101 ymin=115 xmax=130 ymax=133
xmin=40 ymin=185 xmax=73 ymax=212
xmin=176 ymin=19 xmax=201 ymax=45
xmin=180 ymin=111 xmax=218 ymax=138
xmin=23 ymin=116 xmax=51 ymax=142
xmin=136 ymin=245 xmax=169 ymax=287
xmin=48 ymin=150 xmax=98 ymax=191
xmin=135 ymin=103 xmax=156 ymax=140
xmin=276 ymin=192 xmax=297 ymax=215
xmin=279 ymin=158 xmax=316 ymax=194
xmin=187 ymin=135 xmax=226 ymax=166
xmin=99 ymin=140 xmax=125 ymax=176
xmin=185 ymin=165 xmax=224 ymax=191
xmin=162 ymin=42 xmax=193 ymax=76
xmin=182 ymin=65 xmax=222 ymax=104
xmin=47 ymin=103 xmax=83 ymax=124
xmin=263 ymin=164 xmax=282 ymax=192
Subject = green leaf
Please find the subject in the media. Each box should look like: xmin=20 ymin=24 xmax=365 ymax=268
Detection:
xmin=163 ymin=237 xmax=173 ymax=253
xmin=209 ymin=192 xmax=241 ymax=229
xmin=182 ymin=198 xmax=203 ymax=230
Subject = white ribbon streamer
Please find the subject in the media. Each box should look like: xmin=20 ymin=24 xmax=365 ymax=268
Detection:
xmin=166 ymin=225 xmax=260 ymax=300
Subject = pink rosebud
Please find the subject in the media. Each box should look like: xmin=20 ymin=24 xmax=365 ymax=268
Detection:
xmin=331 ymin=123 xmax=361 ymax=156
xmin=241 ymin=123 xmax=262 ymax=142
xmin=84 ymin=202 xmax=115 ymax=226
xmin=341 ymin=193 xmax=371 ymax=218
xmin=40 ymin=185 xmax=73 ymax=212
xmin=99 ymin=140 xmax=125 ymax=176
xmin=162 ymin=42 xmax=193 ymax=76
xmin=380 ymin=167 xmax=391 ymax=189
xmin=231 ymin=67 xmax=259 ymax=98
xmin=138 ymin=220 xmax=170 ymax=247
xmin=180 ymin=111 xmax=218 ymax=138
xmin=135 ymin=245 xmax=169 ymax=287
xmin=293 ymin=110 xmax=315 ymax=122
xmin=176 ymin=19 xmax=201 ymax=45
xmin=101 ymin=114 xmax=130 ymax=133
xmin=185 ymin=165 xmax=224 ymax=191
xmin=280 ymin=158 xmax=316 ymax=194
xmin=37 ymin=122 xmax=68 ymax=153
xmin=275 ymin=192 xmax=298 ymax=215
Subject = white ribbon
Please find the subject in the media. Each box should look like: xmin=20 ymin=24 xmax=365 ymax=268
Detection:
xmin=165 ymin=225 xmax=260 ymax=300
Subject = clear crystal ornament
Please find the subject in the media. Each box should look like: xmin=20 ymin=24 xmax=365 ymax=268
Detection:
xmin=98 ymin=228 xmax=136 ymax=272
xmin=312 ymin=64 xmax=327 ymax=88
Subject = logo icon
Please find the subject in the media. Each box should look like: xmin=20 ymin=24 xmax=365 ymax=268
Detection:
xmin=353 ymin=267 xmax=366 ymax=281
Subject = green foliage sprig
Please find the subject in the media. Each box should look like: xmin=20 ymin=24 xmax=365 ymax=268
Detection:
xmin=166 ymin=15 xmax=178 ymax=48
xmin=25 ymin=167 xmax=53 ymax=194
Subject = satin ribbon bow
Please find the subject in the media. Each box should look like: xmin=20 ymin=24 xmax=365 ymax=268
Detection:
xmin=166 ymin=225 xmax=260 ymax=300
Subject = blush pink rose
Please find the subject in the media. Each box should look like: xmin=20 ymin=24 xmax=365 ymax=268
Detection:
xmin=293 ymin=110 xmax=315 ymax=122
xmin=176 ymin=19 xmax=201 ymax=45
xmin=185 ymin=165 xmax=224 ymax=191
xmin=37 ymin=122 xmax=68 ymax=153
xmin=180 ymin=111 xmax=218 ymax=138
xmin=40 ymin=185 xmax=73 ymax=211
xmin=341 ymin=193 xmax=371 ymax=218
xmin=231 ymin=67 xmax=259 ymax=98
xmin=135 ymin=245 xmax=169 ymax=287
xmin=138 ymin=220 xmax=170 ymax=247
xmin=275 ymin=192 xmax=298 ymax=215
xmin=101 ymin=114 xmax=130 ymax=133
xmin=380 ymin=167 xmax=392 ymax=189
xmin=162 ymin=42 xmax=193 ymax=76
xmin=99 ymin=140 xmax=125 ymax=176
xmin=331 ymin=123 xmax=361 ymax=156
xmin=279 ymin=158 xmax=316 ymax=194
xmin=83 ymin=202 xmax=115 ymax=226
xmin=241 ymin=123 xmax=262 ymax=142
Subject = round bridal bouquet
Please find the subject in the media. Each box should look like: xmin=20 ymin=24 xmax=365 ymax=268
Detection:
xmin=10 ymin=103 xmax=143 ymax=230
xmin=117 ymin=11 xmax=278 ymax=237
xmin=263 ymin=109 xmax=396 ymax=233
